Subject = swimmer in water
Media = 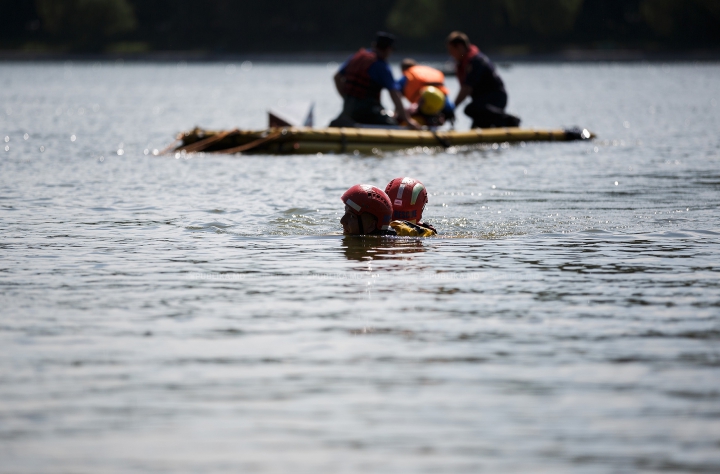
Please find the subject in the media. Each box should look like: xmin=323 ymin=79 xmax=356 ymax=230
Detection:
xmin=340 ymin=184 xmax=395 ymax=236
xmin=385 ymin=177 xmax=437 ymax=236
xmin=340 ymin=184 xmax=436 ymax=237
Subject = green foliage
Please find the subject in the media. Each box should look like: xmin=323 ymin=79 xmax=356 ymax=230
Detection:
xmin=697 ymin=0 xmax=720 ymax=17
xmin=386 ymin=0 xmax=446 ymax=38
xmin=503 ymin=0 xmax=585 ymax=36
xmin=386 ymin=0 xmax=585 ymax=40
xmin=5 ymin=0 xmax=718 ymax=53
xmin=35 ymin=0 xmax=137 ymax=49
xmin=641 ymin=0 xmax=720 ymax=36
xmin=640 ymin=0 xmax=682 ymax=35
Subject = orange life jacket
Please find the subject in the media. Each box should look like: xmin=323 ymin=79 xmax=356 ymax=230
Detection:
xmin=402 ymin=65 xmax=450 ymax=104
xmin=343 ymin=49 xmax=382 ymax=101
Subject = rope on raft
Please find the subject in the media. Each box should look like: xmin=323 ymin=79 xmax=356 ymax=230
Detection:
xmin=209 ymin=130 xmax=283 ymax=155
xmin=431 ymin=129 xmax=451 ymax=148
xmin=174 ymin=129 xmax=239 ymax=154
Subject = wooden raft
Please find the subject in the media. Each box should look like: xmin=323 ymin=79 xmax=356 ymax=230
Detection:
xmin=167 ymin=126 xmax=594 ymax=155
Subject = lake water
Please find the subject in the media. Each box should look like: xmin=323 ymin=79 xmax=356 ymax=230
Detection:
xmin=1 ymin=61 xmax=719 ymax=473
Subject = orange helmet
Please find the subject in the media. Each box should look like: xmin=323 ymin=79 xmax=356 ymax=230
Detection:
xmin=385 ymin=177 xmax=428 ymax=223
xmin=341 ymin=184 xmax=393 ymax=231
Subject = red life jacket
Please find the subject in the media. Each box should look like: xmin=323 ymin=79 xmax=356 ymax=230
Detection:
xmin=343 ymin=49 xmax=382 ymax=101
xmin=402 ymin=65 xmax=451 ymax=103
xmin=456 ymin=44 xmax=481 ymax=85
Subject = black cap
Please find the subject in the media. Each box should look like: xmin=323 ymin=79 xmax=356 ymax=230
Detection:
xmin=375 ymin=31 xmax=396 ymax=49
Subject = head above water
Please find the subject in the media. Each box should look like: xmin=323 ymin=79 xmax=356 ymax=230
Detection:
xmin=446 ymin=31 xmax=471 ymax=60
xmin=401 ymin=58 xmax=417 ymax=71
xmin=340 ymin=184 xmax=393 ymax=235
xmin=372 ymin=31 xmax=396 ymax=60
xmin=385 ymin=177 xmax=428 ymax=224
xmin=340 ymin=207 xmax=380 ymax=235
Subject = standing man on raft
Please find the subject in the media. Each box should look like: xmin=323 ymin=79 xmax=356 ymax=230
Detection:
xmin=330 ymin=32 xmax=419 ymax=129
xmin=446 ymin=31 xmax=521 ymax=129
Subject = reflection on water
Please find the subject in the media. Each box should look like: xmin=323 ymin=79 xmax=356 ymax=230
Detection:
xmin=1 ymin=62 xmax=719 ymax=473
xmin=341 ymin=235 xmax=428 ymax=262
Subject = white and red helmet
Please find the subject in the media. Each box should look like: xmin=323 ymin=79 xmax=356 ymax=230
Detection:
xmin=341 ymin=184 xmax=393 ymax=231
xmin=385 ymin=177 xmax=428 ymax=223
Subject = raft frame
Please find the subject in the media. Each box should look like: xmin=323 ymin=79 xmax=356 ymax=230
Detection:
xmin=168 ymin=126 xmax=594 ymax=155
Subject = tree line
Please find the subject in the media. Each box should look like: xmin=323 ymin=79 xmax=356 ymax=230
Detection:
xmin=2 ymin=0 xmax=719 ymax=54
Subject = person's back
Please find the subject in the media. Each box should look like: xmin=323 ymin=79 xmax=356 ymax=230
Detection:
xmin=400 ymin=62 xmax=450 ymax=103
xmin=462 ymin=50 xmax=505 ymax=100
xmin=330 ymin=32 xmax=420 ymax=129
xmin=342 ymin=49 xmax=384 ymax=102
xmin=398 ymin=60 xmax=455 ymax=126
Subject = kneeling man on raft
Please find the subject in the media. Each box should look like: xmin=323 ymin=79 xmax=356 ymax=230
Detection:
xmin=340 ymin=179 xmax=437 ymax=237
xmin=446 ymin=31 xmax=521 ymax=129
xmin=330 ymin=32 xmax=420 ymax=129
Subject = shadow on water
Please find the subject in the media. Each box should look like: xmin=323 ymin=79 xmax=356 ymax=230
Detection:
xmin=341 ymin=236 xmax=427 ymax=262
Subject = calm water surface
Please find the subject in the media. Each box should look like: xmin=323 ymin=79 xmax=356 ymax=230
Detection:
xmin=1 ymin=62 xmax=719 ymax=473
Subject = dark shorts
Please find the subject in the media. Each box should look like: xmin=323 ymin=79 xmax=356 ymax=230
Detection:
xmin=464 ymin=90 xmax=519 ymax=128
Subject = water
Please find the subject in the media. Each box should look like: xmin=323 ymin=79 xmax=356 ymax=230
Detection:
xmin=1 ymin=61 xmax=719 ymax=473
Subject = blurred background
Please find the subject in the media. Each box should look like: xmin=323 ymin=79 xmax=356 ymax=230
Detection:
xmin=1 ymin=0 xmax=719 ymax=57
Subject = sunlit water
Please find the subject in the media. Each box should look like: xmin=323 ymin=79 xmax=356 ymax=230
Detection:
xmin=1 ymin=61 xmax=719 ymax=473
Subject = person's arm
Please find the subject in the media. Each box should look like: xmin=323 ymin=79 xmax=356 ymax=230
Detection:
xmin=371 ymin=61 xmax=420 ymax=129
xmin=334 ymin=72 xmax=346 ymax=97
xmin=391 ymin=90 xmax=420 ymax=130
xmin=454 ymin=85 xmax=473 ymax=108
xmin=396 ymin=76 xmax=408 ymax=97
xmin=334 ymin=57 xmax=352 ymax=98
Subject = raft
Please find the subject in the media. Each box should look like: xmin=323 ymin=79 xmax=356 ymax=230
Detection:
xmin=168 ymin=126 xmax=594 ymax=155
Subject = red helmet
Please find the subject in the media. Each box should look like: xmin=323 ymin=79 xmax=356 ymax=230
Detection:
xmin=341 ymin=184 xmax=393 ymax=231
xmin=385 ymin=177 xmax=428 ymax=223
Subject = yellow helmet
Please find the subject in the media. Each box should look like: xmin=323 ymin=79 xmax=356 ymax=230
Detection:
xmin=419 ymin=86 xmax=445 ymax=116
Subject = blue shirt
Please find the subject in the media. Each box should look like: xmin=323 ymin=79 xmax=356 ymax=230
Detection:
xmin=339 ymin=54 xmax=399 ymax=92
xmin=396 ymin=75 xmax=408 ymax=92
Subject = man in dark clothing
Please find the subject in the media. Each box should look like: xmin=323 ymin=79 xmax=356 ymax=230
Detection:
xmin=446 ymin=31 xmax=521 ymax=129
xmin=330 ymin=32 xmax=419 ymax=129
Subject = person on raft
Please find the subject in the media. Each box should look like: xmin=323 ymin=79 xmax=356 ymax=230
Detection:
xmin=340 ymin=184 xmax=437 ymax=237
xmin=330 ymin=32 xmax=420 ymax=129
xmin=397 ymin=59 xmax=455 ymax=127
xmin=446 ymin=31 xmax=521 ymax=129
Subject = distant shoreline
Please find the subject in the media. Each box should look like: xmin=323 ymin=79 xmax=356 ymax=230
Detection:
xmin=2 ymin=49 xmax=720 ymax=64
